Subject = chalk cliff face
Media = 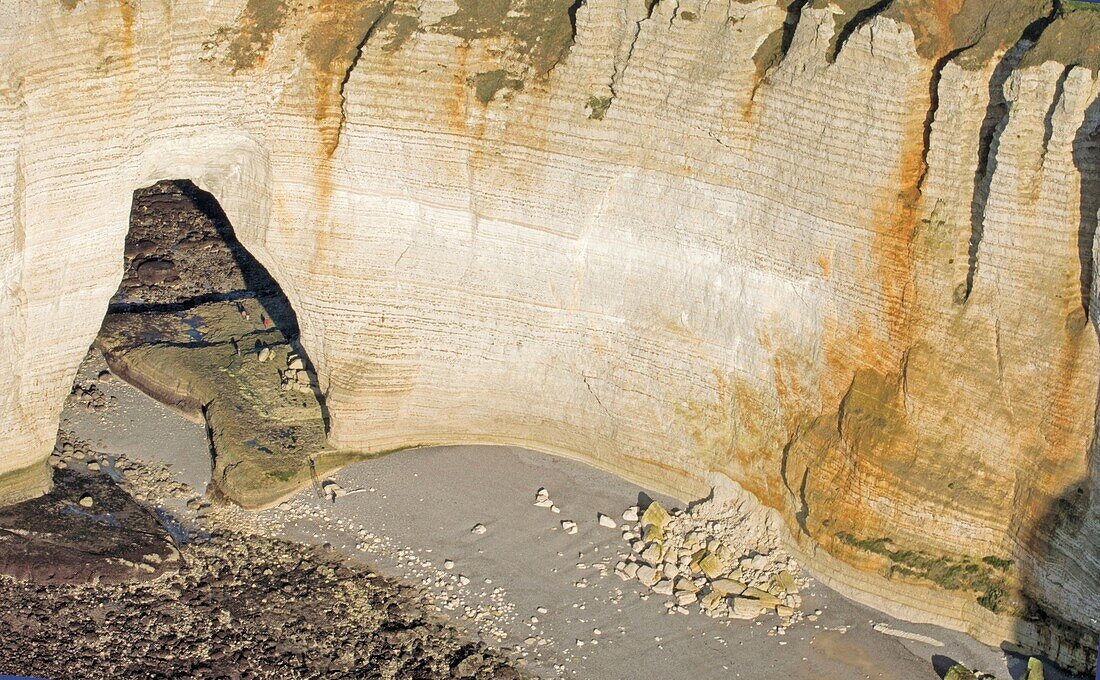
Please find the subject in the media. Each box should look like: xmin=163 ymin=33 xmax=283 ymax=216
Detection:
xmin=1 ymin=0 xmax=1098 ymax=669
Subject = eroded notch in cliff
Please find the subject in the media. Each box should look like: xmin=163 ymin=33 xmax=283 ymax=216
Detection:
xmin=603 ymin=0 xmax=660 ymax=111
xmin=73 ymin=180 xmax=342 ymax=509
xmin=826 ymin=0 xmax=894 ymax=64
xmin=963 ymin=35 xmax=1048 ymax=303
xmin=334 ymin=0 xmax=397 ymax=153
xmin=1040 ymin=65 xmax=1074 ymax=169
xmin=752 ymin=0 xmax=813 ymax=78
xmin=916 ymin=43 xmax=978 ymax=198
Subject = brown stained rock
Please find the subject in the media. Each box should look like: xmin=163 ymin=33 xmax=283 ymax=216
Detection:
xmin=135 ymin=259 xmax=177 ymax=285
xmin=225 ymin=0 xmax=291 ymax=72
xmin=432 ymin=0 xmax=579 ymax=77
xmin=113 ymin=181 xmax=282 ymax=308
xmin=759 ymin=0 xmax=1071 ymax=76
xmin=0 ymin=530 xmax=527 ymax=679
xmin=1020 ymin=5 xmax=1100 ymax=73
xmin=0 ymin=469 xmax=177 ymax=585
xmin=123 ymin=238 xmax=157 ymax=259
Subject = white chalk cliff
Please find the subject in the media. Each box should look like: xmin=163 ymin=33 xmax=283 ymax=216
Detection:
xmin=0 ymin=0 xmax=1098 ymax=670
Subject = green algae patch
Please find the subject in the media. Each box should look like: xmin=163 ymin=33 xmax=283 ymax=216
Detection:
xmin=471 ymin=70 xmax=524 ymax=104
xmin=226 ymin=0 xmax=290 ymax=71
xmin=96 ymin=298 xmax=370 ymax=509
xmin=586 ymin=95 xmax=612 ymax=120
xmin=433 ymin=0 xmax=579 ymax=77
xmin=837 ymin=532 xmax=1016 ymax=613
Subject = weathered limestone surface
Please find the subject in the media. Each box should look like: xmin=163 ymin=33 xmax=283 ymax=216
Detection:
xmin=0 ymin=0 xmax=1098 ymax=669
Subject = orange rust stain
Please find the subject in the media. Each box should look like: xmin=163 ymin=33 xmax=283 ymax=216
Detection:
xmin=892 ymin=0 xmax=965 ymax=60
xmin=741 ymin=73 xmax=763 ymax=123
xmin=819 ymin=309 xmax=896 ymax=403
xmin=303 ymin=0 xmax=392 ymax=157
xmin=313 ymin=74 xmax=341 ymax=159
xmin=817 ymin=250 xmax=832 ymax=277
xmin=757 ymin=325 xmax=804 ymax=426
xmin=120 ymin=0 xmax=134 ymax=44
xmin=1042 ymin=309 xmax=1093 ymax=456
xmin=300 ymin=1 xmax=395 ymax=268
xmin=869 ymin=100 xmax=928 ymax=350
xmin=620 ymin=453 xmax=694 ymax=480
xmin=119 ymin=0 xmax=136 ymax=106
xmin=770 ymin=345 xmax=811 ymax=432
xmin=447 ymin=44 xmax=470 ymax=134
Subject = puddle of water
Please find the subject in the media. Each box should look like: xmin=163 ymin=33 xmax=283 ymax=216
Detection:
xmin=60 ymin=504 xmax=120 ymax=527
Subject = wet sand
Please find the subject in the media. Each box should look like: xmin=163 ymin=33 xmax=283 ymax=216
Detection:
xmin=60 ymin=352 xmax=1084 ymax=680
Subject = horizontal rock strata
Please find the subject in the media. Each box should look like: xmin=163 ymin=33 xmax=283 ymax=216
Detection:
xmin=0 ymin=0 xmax=1098 ymax=671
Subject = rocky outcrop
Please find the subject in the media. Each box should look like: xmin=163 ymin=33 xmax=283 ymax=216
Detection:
xmin=0 ymin=0 xmax=1098 ymax=671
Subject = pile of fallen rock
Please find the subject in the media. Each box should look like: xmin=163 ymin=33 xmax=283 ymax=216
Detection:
xmin=0 ymin=529 xmax=529 ymax=679
xmin=67 ymin=376 xmax=116 ymax=412
xmin=614 ymin=495 xmax=804 ymax=631
xmin=277 ymin=352 xmax=316 ymax=394
xmin=946 ymin=658 xmax=1047 ymax=680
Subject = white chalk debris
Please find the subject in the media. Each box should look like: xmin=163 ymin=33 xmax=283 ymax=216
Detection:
xmin=612 ymin=487 xmax=809 ymax=631
xmin=871 ymin=623 xmax=944 ymax=647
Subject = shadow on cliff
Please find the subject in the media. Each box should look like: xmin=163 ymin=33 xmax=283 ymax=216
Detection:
xmin=100 ymin=178 xmax=330 ymax=434
xmin=1004 ymin=95 xmax=1100 ymax=680
xmin=169 ymin=180 xmax=331 ymax=434
xmin=1009 ymin=474 xmax=1098 ymax=679
xmin=173 ymin=181 xmax=302 ymax=335
xmin=1077 ymin=95 xmax=1100 ymax=313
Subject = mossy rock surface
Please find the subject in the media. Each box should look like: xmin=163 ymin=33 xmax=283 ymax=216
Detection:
xmin=98 ymin=297 xmax=372 ymax=508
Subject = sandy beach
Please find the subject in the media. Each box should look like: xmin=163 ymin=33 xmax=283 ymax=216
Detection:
xmin=50 ymin=350 xmax=1086 ymax=680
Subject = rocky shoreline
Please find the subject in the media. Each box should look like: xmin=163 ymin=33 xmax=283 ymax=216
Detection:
xmin=0 ymin=448 xmax=527 ymax=679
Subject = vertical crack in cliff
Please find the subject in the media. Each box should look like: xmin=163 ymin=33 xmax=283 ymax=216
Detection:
xmin=779 ymin=427 xmax=810 ymax=535
xmin=778 ymin=0 xmax=812 ymax=64
xmin=645 ymin=0 xmax=661 ymax=22
xmin=827 ymin=0 xmax=893 ymax=64
xmin=544 ymin=0 xmax=588 ymax=78
xmin=1075 ymin=95 xmax=1100 ymax=314
xmin=567 ymin=0 xmax=586 ymax=48
xmin=916 ymin=43 xmax=977 ymax=197
xmin=962 ymin=7 xmax=1060 ymax=301
xmin=334 ymin=0 xmax=396 ymax=154
xmin=1040 ymin=65 xmax=1074 ymax=171
xmin=794 ymin=467 xmax=810 ymax=535
xmin=609 ymin=0 xmax=661 ymax=103
xmin=751 ymin=0 xmax=812 ymax=80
